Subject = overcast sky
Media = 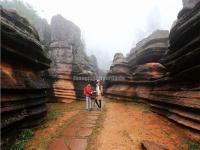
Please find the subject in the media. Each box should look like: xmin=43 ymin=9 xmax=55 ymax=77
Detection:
xmin=23 ymin=0 xmax=182 ymax=70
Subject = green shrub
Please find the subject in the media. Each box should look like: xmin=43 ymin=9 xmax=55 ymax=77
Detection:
xmin=143 ymin=106 xmax=150 ymax=113
xmin=186 ymin=140 xmax=200 ymax=150
xmin=11 ymin=129 xmax=33 ymax=150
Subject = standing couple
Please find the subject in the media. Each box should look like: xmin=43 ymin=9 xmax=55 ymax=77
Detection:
xmin=84 ymin=80 xmax=103 ymax=111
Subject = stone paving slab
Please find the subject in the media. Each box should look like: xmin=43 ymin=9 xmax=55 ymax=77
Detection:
xmin=67 ymin=139 xmax=87 ymax=150
xmin=61 ymin=127 xmax=77 ymax=137
xmin=87 ymin=116 xmax=99 ymax=120
xmin=84 ymin=120 xmax=97 ymax=125
xmin=81 ymin=123 xmax=96 ymax=128
xmin=47 ymin=110 xmax=102 ymax=150
xmin=78 ymin=127 xmax=93 ymax=137
xmin=47 ymin=138 xmax=69 ymax=150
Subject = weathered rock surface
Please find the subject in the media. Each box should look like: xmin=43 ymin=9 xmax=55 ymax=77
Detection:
xmin=178 ymin=0 xmax=200 ymax=18
xmin=46 ymin=15 xmax=78 ymax=102
xmin=105 ymin=53 xmax=133 ymax=100
xmin=89 ymin=55 xmax=104 ymax=76
xmin=162 ymin=1 xmax=200 ymax=75
xmin=105 ymin=1 xmax=200 ymax=132
xmin=1 ymin=8 xmax=50 ymax=149
xmin=132 ymin=63 xmax=167 ymax=81
xmin=141 ymin=140 xmax=168 ymax=150
xmin=108 ymin=53 xmax=131 ymax=77
xmin=127 ymin=30 xmax=169 ymax=71
xmin=46 ymin=15 xmax=96 ymax=102
xmin=105 ymin=31 xmax=169 ymax=101
xmin=72 ymin=43 xmax=96 ymax=99
xmin=32 ymin=17 xmax=51 ymax=47
xmin=149 ymin=1 xmax=200 ymax=132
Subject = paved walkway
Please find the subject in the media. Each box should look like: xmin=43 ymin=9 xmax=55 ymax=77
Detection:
xmin=47 ymin=109 xmax=101 ymax=150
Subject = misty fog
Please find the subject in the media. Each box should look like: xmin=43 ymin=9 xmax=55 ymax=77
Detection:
xmin=17 ymin=0 xmax=182 ymax=70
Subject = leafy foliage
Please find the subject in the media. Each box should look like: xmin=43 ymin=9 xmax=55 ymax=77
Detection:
xmin=186 ymin=140 xmax=200 ymax=150
xmin=11 ymin=129 xmax=33 ymax=150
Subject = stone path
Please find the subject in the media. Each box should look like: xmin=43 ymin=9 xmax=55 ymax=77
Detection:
xmin=47 ymin=110 xmax=101 ymax=150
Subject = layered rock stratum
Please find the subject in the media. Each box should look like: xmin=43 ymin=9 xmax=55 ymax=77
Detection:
xmin=105 ymin=30 xmax=169 ymax=101
xmin=1 ymin=8 xmax=51 ymax=149
xmin=150 ymin=0 xmax=200 ymax=132
xmin=33 ymin=14 xmax=97 ymax=102
xmin=49 ymin=15 xmax=96 ymax=102
xmin=105 ymin=0 xmax=200 ymax=131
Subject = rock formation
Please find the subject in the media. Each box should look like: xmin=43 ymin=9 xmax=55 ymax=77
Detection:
xmin=105 ymin=30 xmax=169 ymax=101
xmin=105 ymin=53 xmax=134 ymax=100
xmin=141 ymin=140 xmax=168 ymax=150
xmin=107 ymin=53 xmax=131 ymax=79
xmin=178 ymin=0 xmax=200 ymax=18
xmin=89 ymin=55 xmax=101 ymax=76
xmin=73 ymin=46 xmax=97 ymax=99
xmin=46 ymin=15 xmax=96 ymax=102
xmin=32 ymin=17 xmax=51 ymax=47
xmin=162 ymin=1 xmax=200 ymax=75
xmin=1 ymin=8 xmax=50 ymax=149
xmin=105 ymin=1 xmax=200 ymax=132
xmin=127 ymin=30 xmax=169 ymax=71
xmin=89 ymin=55 xmax=105 ymax=78
xmin=46 ymin=15 xmax=79 ymax=103
xmin=149 ymin=0 xmax=200 ymax=131
xmin=132 ymin=63 xmax=167 ymax=81
xmin=21 ymin=13 xmax=98 ymax=102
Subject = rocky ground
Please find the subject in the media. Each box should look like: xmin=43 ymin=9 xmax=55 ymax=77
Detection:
xmin=25 ymin=98 xmax=200 ymax=150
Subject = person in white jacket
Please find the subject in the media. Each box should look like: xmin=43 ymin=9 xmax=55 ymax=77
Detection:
xmin=95 ymin=80 xmax=103 ymax=109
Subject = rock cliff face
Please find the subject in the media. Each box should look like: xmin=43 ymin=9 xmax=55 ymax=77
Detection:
xmin=32 ymin=14 xmax=98 ymax=102
xmin=105 ymin=0 xmax=200 ymax=131
xmin=46 ymin=15 xmax=80 ymax=103
xmin=107 ymin=53 xmax=131 ymax=78
xmin=178 ymin=0 xmax=200 ymax=18
xmin=89 ymin=55 xmax=100 ymax=75
xmin=45 ymin=15 xmax=96 ymax=102
xmin=89 ymin=55 xmax=105 ymax=77
xmin=105 ymin=30 xmax=169 ymax=101
xmin=127 ymin=30 xmax=169 ymax=72
xmin=32 ymin=17 xmax=51 ymax=47
xmin=1 ymin=8 xmax=51 ymax=149
xmin=73 ymin=46 xmax=96 ymax=99
xmin=149 ymin=0 xmax=200 ymax=131
xmin=105 ymin=53 xmax=133 ymax=100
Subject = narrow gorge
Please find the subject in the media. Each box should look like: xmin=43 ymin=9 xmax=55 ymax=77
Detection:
xmin=1 ymin=0 xmax=200 ymax=149
xmin=1 ymin=8 xmax=98 ymax=149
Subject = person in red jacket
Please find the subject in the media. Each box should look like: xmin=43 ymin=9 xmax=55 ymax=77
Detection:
xmin=84 ymin=83 xmax=93 ymax=110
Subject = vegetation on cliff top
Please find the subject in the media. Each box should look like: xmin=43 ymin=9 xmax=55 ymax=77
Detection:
xmin=0 ymin=0 xmax=38 ymax=23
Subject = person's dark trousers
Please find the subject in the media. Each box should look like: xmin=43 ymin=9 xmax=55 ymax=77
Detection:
xmin=95 ymin=99 xmax=100 ymax=108
xmin=98 ymin=100 xmax=101 ymax=108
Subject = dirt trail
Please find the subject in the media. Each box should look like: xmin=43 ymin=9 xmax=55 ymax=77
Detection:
xmin=26 ymin=99 xmax=200 ymax=150
xmin=94 ymin=99 xmax=200 ymax=150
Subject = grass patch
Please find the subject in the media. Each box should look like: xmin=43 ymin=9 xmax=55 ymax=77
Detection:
xmin=25 ymin=101 xmax=83 ymax=150
xmin=47 ymin=102 xmax=81 ymax=121
xmin=47 ymin=106 xmax=67 ymax=121
xmin=39 ymin=124 xmax=49 ymax=129
xmin=143 ymin=106 xmax=150 ymax=113
xmin=186 ymin=140 xmax=200 ymax=150
xmin=11 ymin=129 xmax=33 ymax=150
